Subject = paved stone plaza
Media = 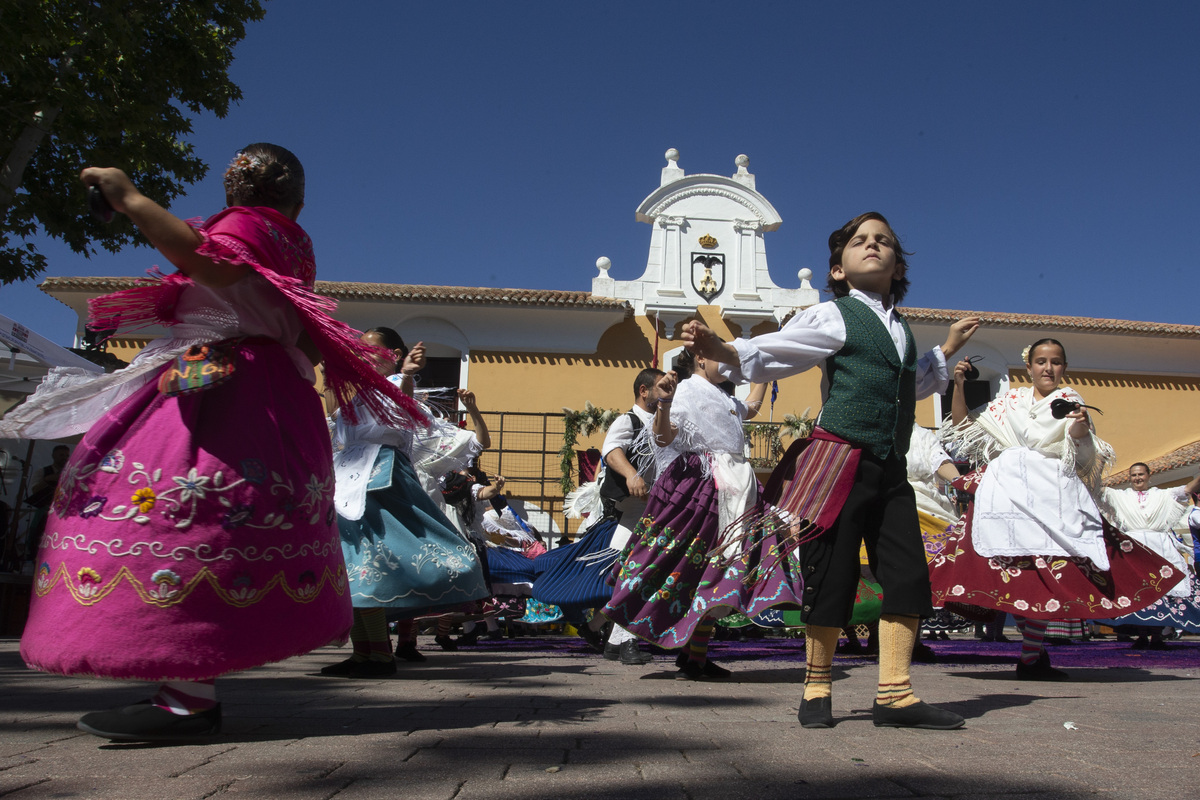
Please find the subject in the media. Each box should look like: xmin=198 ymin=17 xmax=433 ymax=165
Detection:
xmin=1 ymin=636 xmax=1196 ymax=800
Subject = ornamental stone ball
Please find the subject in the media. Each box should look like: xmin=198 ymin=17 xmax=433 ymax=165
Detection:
xmin=798 ymin=268 xmax=812 ymax=283
xmin=735 ymin=154 xmax=750 ymax=168
xmin=596 ymin=257 xmax=612 ymax=274
xmin=665 ymin=148 xmax=679 ymax=163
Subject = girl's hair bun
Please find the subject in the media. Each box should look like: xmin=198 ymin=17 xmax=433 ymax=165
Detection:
xmin=223 ymin=143 xmax=304 ymax=209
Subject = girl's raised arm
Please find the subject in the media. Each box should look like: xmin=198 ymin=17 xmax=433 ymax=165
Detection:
xmin=81 ymin=167 xmax=250 ymax=288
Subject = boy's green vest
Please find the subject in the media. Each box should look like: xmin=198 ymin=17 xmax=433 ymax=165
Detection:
xmin=818 ymin=296 xmax=917 ymax=460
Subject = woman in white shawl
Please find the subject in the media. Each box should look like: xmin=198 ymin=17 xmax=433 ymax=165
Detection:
xmin=1097 ymin=463 xmax=1200 ymax=646
xmin=601 ymin=350 xmax=804 ymax=680
xmin=928 ymin=338 xmax=1180 ymax=680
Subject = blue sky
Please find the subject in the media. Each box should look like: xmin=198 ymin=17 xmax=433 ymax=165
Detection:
xmin=4 ymin=1 xmax=1198 ymax=345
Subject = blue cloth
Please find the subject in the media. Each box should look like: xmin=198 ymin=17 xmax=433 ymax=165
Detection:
xmin=339 ymin=448 xmax=489 ymax=611
xmin=485 ymin=546 xmax=537 ymax=587
xmin=531 ymin=518 xmax=622 ymax=619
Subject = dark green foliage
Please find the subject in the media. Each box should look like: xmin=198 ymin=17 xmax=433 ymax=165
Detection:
xmin=0 ymin=0 xmax=265 ymax=284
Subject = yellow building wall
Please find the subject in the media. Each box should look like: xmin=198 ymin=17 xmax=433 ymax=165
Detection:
xmin=1009 ymin=369 xmax=1200 ymax=472
xmin=469 ymin=306 xmax=942 ymax=444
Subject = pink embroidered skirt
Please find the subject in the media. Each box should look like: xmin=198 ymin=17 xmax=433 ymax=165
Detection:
xmin=20 ymin=340 xmax=351 ymax=681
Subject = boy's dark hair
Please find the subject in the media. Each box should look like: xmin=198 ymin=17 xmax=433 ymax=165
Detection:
xmin=365 ymin=326 xmax=408 ymax=373
xmin=224 ymin=143 xmax=305 ymax=210
xmin=1027 ymin=338 xmax=1067 ymax=365
xmin=1129 ymin=462 xmax=1150 ymax=475
xmin=826 ymin=211 xmax=912 ymax=304
xmin=633 ymin=368 xmax=665 ymax=398
xmin=672 ymin=349 xmax=695 ymax=381
xmin=51 ymin=444 xmax=70 ymax=455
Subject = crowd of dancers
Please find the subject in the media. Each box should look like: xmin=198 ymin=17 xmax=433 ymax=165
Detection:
xmin=1 ymin=144 xmax=1194 ymax=742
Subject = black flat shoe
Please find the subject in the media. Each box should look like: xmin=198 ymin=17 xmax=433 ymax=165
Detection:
xmin=674 ymin=653 xmax=731 ymax=679
xmin=434 ymin=634 xmax=458 ymax=651
xmin=347 ymin=659 xmax=398 ymax=679
xmin=911 ymin=642 xmax=939 ymax=663
xmin=1015 ymin=651 xmax=1068 ymax=681
xmin=77 ymin=702 xmax=222 ymax=742
xmin=618 ymin=640 xmax=653 ymax=665
xmin=320 ymin=657 xmax=365 ymax=676
xmin=394 ymin=642 xmax=427 ymax=662
xmin=602 ymin=643 xmax=622 ymax=661
xmin=798 ymin=696 xmax=833 ymax=728
xmin=578 ymin=622 xmax=606 ymax=653
xmin=872 ymin=701 xmax=964 ymax=730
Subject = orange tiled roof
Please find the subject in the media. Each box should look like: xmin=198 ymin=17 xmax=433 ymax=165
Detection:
xmin=900 ymin=307 xmax=1200 ymax=339
xmin=37 ymin=277 xmax=1198 ymax=334
xmin=40 ymin=276 xmax=631 ymax=313
xmin=1105 ymin=440 xmax=1200 ymax=486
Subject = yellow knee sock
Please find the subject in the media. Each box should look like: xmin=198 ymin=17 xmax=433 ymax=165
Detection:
xmin=358 ymin=608 xmax=394 ymax=662
xmin=877 ymin=614 xmax=920 ymax=708
xmin=803 ymin=625 xmax=839 ymax=701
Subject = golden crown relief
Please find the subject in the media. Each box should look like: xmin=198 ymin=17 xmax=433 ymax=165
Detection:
xmin=698 ymin=234 xmax=718 ymax=249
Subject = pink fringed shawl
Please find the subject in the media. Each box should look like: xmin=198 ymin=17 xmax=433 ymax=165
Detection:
xmin=89 ymin=206 xmax=427 ymax=429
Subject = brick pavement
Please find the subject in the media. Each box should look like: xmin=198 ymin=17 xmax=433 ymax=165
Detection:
xmin=1 ymin=636 xmax=1197 ymax=800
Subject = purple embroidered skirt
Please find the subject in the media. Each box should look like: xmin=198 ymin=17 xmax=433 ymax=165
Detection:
xmin=21 ymin=340 xmax=351 ymax=681
xmin=601 ymin=453 xmax=804 ymax=649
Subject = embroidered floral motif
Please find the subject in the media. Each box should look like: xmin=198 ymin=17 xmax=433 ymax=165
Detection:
xmin=148 ymin=569 xmax=182 ymax=600
xmin=240 ymin=459 xmax=267 ymax=485
xmin=222 ymin=504 xmax=255 ymax=530
xmin=98 ymin=451 xmax=125 ymax=473
xmin=229 ymin=572 xmax=257 ymax=601
xmin=80 ymin=496 xmax=107 ymax=518
xmin=77 ymin=567 xmax=102 ymax=598
xmin=131 ymin=487 xmax=157 ymax=513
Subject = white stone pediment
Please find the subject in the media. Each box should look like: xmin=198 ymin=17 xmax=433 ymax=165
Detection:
xmin=593 ymin=151 xmax=818 ymax=332
xmin=635 ymin=175 xmax=782 ymax=230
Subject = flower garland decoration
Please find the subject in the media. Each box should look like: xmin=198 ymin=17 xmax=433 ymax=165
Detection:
xmin=559 ymin=401 xmax=623 ymax=494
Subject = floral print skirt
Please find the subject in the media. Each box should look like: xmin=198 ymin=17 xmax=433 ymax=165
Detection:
xmin=21 ymin=340 xmax=352 ymax=681
xmin=1098 ymin=571 xmax=1200 ymax=633
xmin=339 ymin=449 xmax=488 ymax=613
xmin=928 ymin=505 xmax=1182 ymax=620
xmin=601 ymin=453 xmax=804 ymax=649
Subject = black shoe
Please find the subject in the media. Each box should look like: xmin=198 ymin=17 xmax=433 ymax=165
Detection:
xmin=618 ymin=640 xmax=653 ymax=665
xmin=674 ymin=652 xmax=730 ymax=679
xmin=1131 ymin=636 xmax=1149 ymax=650
xmin=456 ymin=629 xmax=480 ymax=647
xmin=603 ymin=643 xmax=622 ymax=661
xmin=579 ymin=623 xmax=607 ymax=653
xmin=836 ymin=637 xmax=865 ymax=655
xmin=434 ymin=634 xmax=458 ymax=651
xmin=911 ymin=641 xmax=938 ymax=663
xmin=77 ymin=702 xmax=222 ymax=741
xmin=352 ymin=659 xmax=398 ymax=678
xmin=872 ymin=700 xmax=964 ymax=730
xmin=1147 ymin=638 xmax=1169 ymax=651
xmin=798 ymin=696 xmax=833 ymax=728
xmin=979 ymin=635 xmax=995 ymax=642
xmin=938 ymin=632 xmax=950 ymax=640
xmin=993 ymin=634 xmax=1012 ymax=643
xmin=486 ymin=629 xmax=505 ymax=641
xmin=395 ymin=642 xmax=427 ymax=662
xmin=321 ymin=657 xmax=365 ymax=676
xmin=1016 ymin=651 xmax=1068 ymax=681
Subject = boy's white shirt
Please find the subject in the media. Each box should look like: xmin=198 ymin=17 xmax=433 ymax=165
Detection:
xmin=718 ymin=289 xmax=948 ymax=402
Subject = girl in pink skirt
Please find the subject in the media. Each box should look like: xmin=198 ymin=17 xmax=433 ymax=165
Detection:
xmin=1 ymin=144 xmax=425 ymax=741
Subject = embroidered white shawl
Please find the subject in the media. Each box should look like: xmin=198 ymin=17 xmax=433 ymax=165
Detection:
xmin=1100 ymin=486 xmax=1191 ymax=596
xmin=650 ymin=375 xmax=755 ymax=557
xmin=944 ymin=385 xmax=1114 ymax=569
